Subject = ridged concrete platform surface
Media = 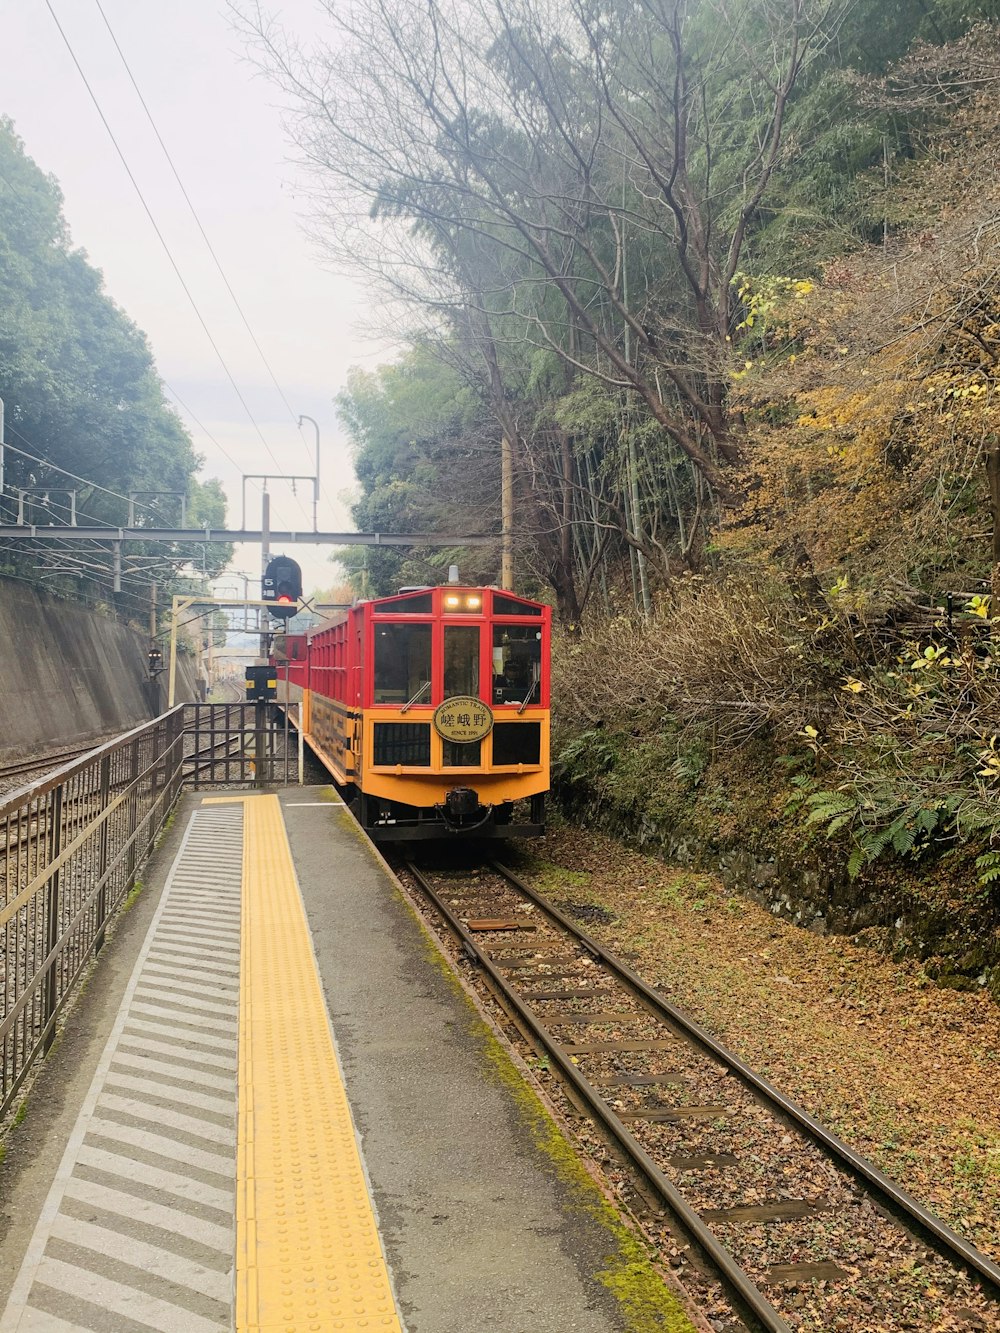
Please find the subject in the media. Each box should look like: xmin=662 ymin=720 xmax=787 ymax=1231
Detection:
xmin=1 ymin=801 xmax=243 ymax=1332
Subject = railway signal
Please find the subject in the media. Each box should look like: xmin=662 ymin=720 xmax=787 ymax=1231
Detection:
xmin=262 ymin=555 xmax=302 ymax=619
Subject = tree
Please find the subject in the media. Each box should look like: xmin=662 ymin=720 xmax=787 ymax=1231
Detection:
xmin=335 ymin=348 xmax=502 ymax=594
xmin=242 ymin=0 xmax=847 ymax=499
xmin=0 ymin=119 xmax=230 ymax=616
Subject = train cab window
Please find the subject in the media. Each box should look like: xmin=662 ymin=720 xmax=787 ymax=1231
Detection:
xmin=375 ymin=593 xmax=433 ymax=614
xmin=441 ymin=590 xmax=484 ymax=613
xmin=374 ymin=623 xmax=432 ymax=704
xmin=493 ymin=594 xmax=541 ymax=616
xmin=492 ymin=625 xmax=542 ymax=704
xmin=444 ymin=625 xmax=480 ymax=698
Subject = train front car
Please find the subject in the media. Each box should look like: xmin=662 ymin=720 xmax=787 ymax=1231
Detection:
xmin=304 ymin=586 xmax=550 ymax=840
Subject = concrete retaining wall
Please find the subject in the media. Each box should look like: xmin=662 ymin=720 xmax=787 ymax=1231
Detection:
xmin=0 ymin=578 xmax=197 ymax=761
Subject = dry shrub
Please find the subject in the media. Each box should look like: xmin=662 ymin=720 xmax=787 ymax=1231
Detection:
xmin=553 ymin=577 xmax=843 ymax=749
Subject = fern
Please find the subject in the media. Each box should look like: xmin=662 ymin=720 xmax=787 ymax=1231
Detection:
xmin=784 ymin=772 xmax=818 ymax=814
xmin=554 ymin=728 xmax=620 ymax=781
xmin=889 ymin=818 xmax=917 ymax=857
xmin=957 ymin=801 xmax=1000 ymax=839
xmin=975 ymin=849 xmax=1000 ymax=890
xmin=865 ymin=823 xmax=896 ymax=859
xmin=825 ymin=811 xmax=854 ymax=837
xmin=804 ymin=791 xmax=856 ymax=826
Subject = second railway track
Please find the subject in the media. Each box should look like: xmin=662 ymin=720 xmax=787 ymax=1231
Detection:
xmin=401 ymin=857 xmax=1000 ymax=1333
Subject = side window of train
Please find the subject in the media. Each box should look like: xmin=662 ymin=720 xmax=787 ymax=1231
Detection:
xmin=373 ymin=623 xmax=432 ymax=704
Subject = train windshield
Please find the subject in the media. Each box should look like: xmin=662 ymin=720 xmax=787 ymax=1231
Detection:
xmin=374 ymin=623 xmax=432 ymax=704
xmin=444 ymin=625 xmax=480 ymax=697
xmin=492 ymin=626 xmax=542 ymax=705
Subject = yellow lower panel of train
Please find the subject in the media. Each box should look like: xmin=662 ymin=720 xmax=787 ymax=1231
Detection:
xmin=303 ymin=692 xmax=549 ymax=807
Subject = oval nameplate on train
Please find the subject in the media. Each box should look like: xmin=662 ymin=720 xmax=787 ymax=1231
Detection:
xmin=433 ymin=696 xmax=494 ymax=743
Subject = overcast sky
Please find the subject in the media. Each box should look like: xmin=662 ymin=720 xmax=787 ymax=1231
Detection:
xmin=2 ymin=0 xmax=382 ymax=594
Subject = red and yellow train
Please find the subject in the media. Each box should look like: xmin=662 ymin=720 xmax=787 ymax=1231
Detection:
xmin=275 ymin=584 xmax=550 ymax=840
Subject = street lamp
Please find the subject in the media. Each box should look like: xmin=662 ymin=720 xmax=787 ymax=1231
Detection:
xmin=298 ymin=414 xmax=321 ymax=533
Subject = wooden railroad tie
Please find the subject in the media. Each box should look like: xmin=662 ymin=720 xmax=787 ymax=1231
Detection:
xmin=466 ymin=918 xmax=537 ymax=932
xmin=701 ymin=1199 xmax=829 ymax=1225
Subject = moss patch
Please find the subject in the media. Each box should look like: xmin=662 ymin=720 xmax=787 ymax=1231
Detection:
xmin=477 ymin=1021 xmax=697 ymax=1332
xmin=120 ymin=879 xmax=144 ymax=913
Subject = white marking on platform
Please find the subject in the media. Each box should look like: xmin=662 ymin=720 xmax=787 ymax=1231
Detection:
xmin=284 ymin=800 xmax=346 ymax=805
xmin=1 ymin=804 xmax=244 ymax=1333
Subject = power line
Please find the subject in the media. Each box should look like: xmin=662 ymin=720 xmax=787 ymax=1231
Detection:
xmin=5 ymin=418 xmax=267 ymax=538
xmin=42 ymin=0 xmax=302 ymax=504
xmin=90 ymin=0 xmax=317 ymax=481
xmin=3 ymin=432 xmax=161 ymax=518
xmin=161 ymin=384 xmax=242 ymax=474
xmin=6 ymin=156 xmax=300 ymax=536
xmin=162 ymin=384 xmax=297 ymax=533
xmin=1 ymin=429 xmax=225 ymax=596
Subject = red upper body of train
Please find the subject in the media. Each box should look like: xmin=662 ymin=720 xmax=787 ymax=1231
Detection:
xmin=276 ymin=583 xmax=551 ymax=839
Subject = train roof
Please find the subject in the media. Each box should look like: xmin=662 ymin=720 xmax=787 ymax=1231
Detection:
xmin=304 ymin=585 xmax=548 ymax=639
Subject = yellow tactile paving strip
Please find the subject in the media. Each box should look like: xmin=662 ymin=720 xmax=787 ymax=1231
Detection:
xmin=206 ymin=794 xmax=402 ymax=1333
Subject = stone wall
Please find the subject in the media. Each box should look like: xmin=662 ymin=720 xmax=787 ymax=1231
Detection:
xmin=0 ymin=577 xmax=197 ymax=761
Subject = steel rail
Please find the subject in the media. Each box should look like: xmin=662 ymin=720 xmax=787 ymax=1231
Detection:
xmin=0 ymin=707 xmax=187 ymax=819
xmin=404 ymin=860 xmax=793 ymax=1333
xmin=491 ymin=859 xmax=1000 ymax=1301
xmin=0 ymin=744 xmax=100 ymax=782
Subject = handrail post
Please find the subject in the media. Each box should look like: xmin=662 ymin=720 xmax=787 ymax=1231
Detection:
xmin=42 ymin=785 xmax=63 ymax=1053
xmin=94 ymin=753 xmax=112 ymax=954
xmin=125 ymin=736 xmax=141 ymax=885
xmin=255 ymin=701 xmax=266 ymax=789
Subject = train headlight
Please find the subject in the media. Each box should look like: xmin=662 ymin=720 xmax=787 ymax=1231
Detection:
xmin=444 ymin=594 xmax=461 ymax=608
xmin=466 ymin=595 xmax=481 ymax=609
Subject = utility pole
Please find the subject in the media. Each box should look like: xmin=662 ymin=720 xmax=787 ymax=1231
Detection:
xmin=195 ymin=627 xmax=204 ymax=701
xmin=501 ymin=435 xmax=514 ymax=591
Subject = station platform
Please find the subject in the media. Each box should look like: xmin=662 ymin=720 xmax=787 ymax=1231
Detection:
xmin=0 ymin=787 xmax=695 ymax=1333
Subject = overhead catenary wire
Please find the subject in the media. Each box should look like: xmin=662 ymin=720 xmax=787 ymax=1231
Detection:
xmin=0 ymin=193 xmax=293 ymax=533
xmin=0 ymin=427 xmax=220 ymax=604
xmin=3 ymin=426 xmax=223 ymax=549
xmin=5 ymin=413 xmax=291 ymax=574
xmin=21 ymin=530 xmax=209 ymax=588
xmin=88 ymin=0 xmax=339 ymax=525
xmin=3 ymin=432 xmax=164 ymax=519
xmin=162 ymin=383 xmax=299 ymax=534
xmin=160 ymin=388 xmax=305 ymax=536
xmin=90 ymin=0 xmax=313 ymax=468
xmin=41 ymin=0 xmax=313 ymax=530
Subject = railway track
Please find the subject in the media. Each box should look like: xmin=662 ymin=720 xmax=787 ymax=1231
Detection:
xmin=0 ymin=743 xmax=99 ymax=789
xmin=401 ymin=858 xmax=1000 ymax=1333
xmin=210 ymin=679 xmax=244 ymax=704
xmin=184 ymin=731 xmax=246 ymax=778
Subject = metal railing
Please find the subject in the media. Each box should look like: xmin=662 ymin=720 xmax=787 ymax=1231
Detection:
xmin=183 ymin=702 xmax=288 ymax=788
xmin=0 ymin=701 xmax=294 ymax=1121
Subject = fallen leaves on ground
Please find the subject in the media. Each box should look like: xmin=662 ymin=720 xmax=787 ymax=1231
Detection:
xmin=524 ymin=825 xmax=1000 ymax=1261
